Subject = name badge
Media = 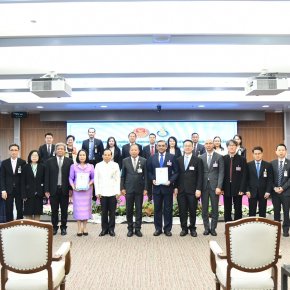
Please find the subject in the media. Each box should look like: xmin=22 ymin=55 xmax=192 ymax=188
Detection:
xmin=18 ymin=167 xmax=21 ymax=174
xmin=167 ymin=160 xmax=172 ymax=166
xmin=41 ymin=184 xmax=44 ymax=187
xmin=95 ymin=148 xmax=98 ymax=153
xmin=189 ymin=166 xmax=195 ymax=171
xmin=284 ymin=170 xmax=288 ymax=177
xmin=263 ymin=170 xmax=267 ymax=178
xmin=236 ymin=166 xmax=241 ymax=171
xmin=137 ymin=168 xmax=143 ymax=173
xmin=53 ymin=152 xmax=55 ymax=156
xmin=213 ymin=162 xmax=218 ymax=168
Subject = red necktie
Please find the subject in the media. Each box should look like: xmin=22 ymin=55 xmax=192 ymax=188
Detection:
xmin=150 ymin=145 xmax=154 ymax=156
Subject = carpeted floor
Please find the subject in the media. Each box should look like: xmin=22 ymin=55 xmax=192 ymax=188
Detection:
xmin=49 ymin=221 xmax=290 ymax=290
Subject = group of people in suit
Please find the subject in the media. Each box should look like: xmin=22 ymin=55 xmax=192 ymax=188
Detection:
xmin=1 ymin=128 xmax=290 ymax=238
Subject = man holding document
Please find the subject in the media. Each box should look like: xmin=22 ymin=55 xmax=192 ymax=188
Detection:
xmin=147 ymin=140 xmax=179 ymax=237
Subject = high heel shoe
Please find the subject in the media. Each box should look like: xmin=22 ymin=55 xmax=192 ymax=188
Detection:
xmin=77 ymin=233 xmax=83 ymax=237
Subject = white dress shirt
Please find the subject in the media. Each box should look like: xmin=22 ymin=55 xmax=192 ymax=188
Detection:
xmin=94 ymin=161 xmax=120 ymax=196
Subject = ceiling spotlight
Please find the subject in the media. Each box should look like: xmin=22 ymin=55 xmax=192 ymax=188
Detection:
xmin=100 ymin=105 xmax=108 ymax=108
xmin=262 ymin=105 xmax=269 ymax=108
xmin=198 ymin=105 xmax=205 ymax=108
xmin=36 ymin=106 xmax=44 ymax=109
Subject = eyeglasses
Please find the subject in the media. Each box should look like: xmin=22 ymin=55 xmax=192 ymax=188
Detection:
xmin=10 ymin=149 xmax=19 ymax=151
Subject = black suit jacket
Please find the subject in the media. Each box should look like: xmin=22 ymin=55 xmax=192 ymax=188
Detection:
xmin=147 ymin=153 xmax=179 ymax=194
xmin=44 ymin=157 xmax=74 ymax=196
xmin=122 ymin=143 xmax=143 ymax=159
xmin=110 ymin=146 xmax=122 ymax=169
xmin=82 ymin=138 xmax=104 ymax=163
xmin=175 ymin=155 xmax=203 ymax=193
xmin=121 ymin=156 xmax=148 ymax=193
xmin=223 ymin=154 xmax=247 ymax=196
xmin=21 ymin=163 xmax=46 ymax=198
xmin=246 ymin=160 xmax=273 ymax=198
xmin=39 ymin=144 xmax=55 ymax=162
xmin=142 ymin=144 xmax=157 ymax=159
xmin=166 ymin=147 xmax=182 ymax=158
xmin=271 ymin=158 xmax=290 ymax=197
xmin=192 ymin=143 xmax=205 ymax=157
xmin=0 ymin=158 xmax=26 ymax=194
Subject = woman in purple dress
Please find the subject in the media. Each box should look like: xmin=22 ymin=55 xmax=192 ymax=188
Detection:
xmin=69 ymin=150 xmax=94 ymax=236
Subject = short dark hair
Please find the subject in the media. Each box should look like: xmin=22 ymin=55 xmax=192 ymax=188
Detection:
xmin=276 ymin=143 xmax=287 ymax=150
xmin=226 ymin=139 xmax=238 ymax=147
xmin=157 ymin=140 xmax=167 ymax=145
xmin=128 ymin=132 xmax=137 ymax=138
xmin=183 ymin=139 xmax=193 ymax=145
xmin=149 ymin=133 xmax=156 ymax=138
xmin=9 ymin=144 xmax=19 ymax=150
xmin=27 ymin=150 xmax=40 ymax=163
xmin=45 ymin=132 xmax=53 ymax=138
xmin=88 ymin=128 xmax=95 ymax=133
xmin=66 ymin=135 xmax=75 ymax=141
xmin=252 ymin=146 xmax=263 ymax=153
xmin=76 ymin=149 xmax=89 ymax=164
xmin=191 ymin=132 xmax=199 ymax=137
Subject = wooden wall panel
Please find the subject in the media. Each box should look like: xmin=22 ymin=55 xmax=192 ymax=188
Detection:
xmin=0 ymin=115 xmax=14 ymax=160
xmin=238 ymin=112 xmax=284 ymax=162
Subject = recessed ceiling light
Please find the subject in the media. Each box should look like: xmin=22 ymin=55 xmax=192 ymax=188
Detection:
xmin=198 ymin=105 xmax=205 ymax=108
xmin=262 ymin=105 xmax=269 ymax=108
xmin=36 ymin=106 xmax=44 ymax=109
xmin=100 ymin=105 xmax=108 ymax=108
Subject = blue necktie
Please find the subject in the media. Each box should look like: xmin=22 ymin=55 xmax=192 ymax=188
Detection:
xmin=184 ymin=156 xmax=189 ymax=169
xmin=256 ymin=162 xmax=260 ymax=178
xmin=159 ymin=154 xmax=164 ymax=167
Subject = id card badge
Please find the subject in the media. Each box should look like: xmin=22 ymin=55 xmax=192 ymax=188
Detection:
xmin=137 ymin=168 xmax=143 ymax=173
xmin=95 ymin=147 xmax=98 ymax=154
xmin=284 ymin=170 xmax=288 ymax=177
xmin=213 ymin=162 xmax=218 ymax=168
xmin=236 ymin=166 xmax=241 ymax=172
xmin=189 ymin=166 xmax=195 ymax=171
xmin=17 ymin=167 xmax=21 ymax=174
xmin=167 ymin=160 xmax=172 ymax=166
xmin=263 ymin=170 xmax=267 ymax=178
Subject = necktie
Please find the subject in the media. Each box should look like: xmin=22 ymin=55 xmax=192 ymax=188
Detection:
xmin=193 ymin=143 xmax=197 ymax=155
xmin=57 ymin=157 xmax=62 ymax=186
xmin=230 ymin=157 xmax=233 ymax=182
xmin=278 ymin=160 xmax=283 ymax=186
xmin=89 ymin=140 xmax=94 ymax=160
xmin=207 ymin=155 xmax=212 ymax=167
xmin=151 ymin=145 xmax=155 ymax=156
xmin=133 ymin=158 xmax=137 ymax=170
xmin=256 ymin=162 xmax=260 ymax=178
xmin=48 ymin=144 xmax=51 ymax=155
xmin=184 ymin=156 xmax=189 ymax=169
xmin=159 ymin=154 xmax=164 ymax=167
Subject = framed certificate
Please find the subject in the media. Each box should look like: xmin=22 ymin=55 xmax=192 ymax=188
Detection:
xmin=155 ymin=167 xmax=168 ymax=185
xmin=75 ymin=172 xmax=90 ymax=191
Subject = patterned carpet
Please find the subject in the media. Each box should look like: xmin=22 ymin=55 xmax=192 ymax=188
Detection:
xmin=50 ymin=221 xmax=290 ymax=290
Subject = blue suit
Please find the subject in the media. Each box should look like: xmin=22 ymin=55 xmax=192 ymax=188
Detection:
xmin=147 ymin=153 xmax=179 ymax=232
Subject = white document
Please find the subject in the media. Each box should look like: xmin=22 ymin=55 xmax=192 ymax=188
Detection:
xmin=75 ymin=172 xmax=90 ymax=191
xmin=155 ymin=167 xmax=168 ymax=185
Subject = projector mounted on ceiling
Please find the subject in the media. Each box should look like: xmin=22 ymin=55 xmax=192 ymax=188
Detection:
xmin=30 ymin=72 xmax=72 ymax=98
xmin=245 ymin=73 xmax=288 ymax=96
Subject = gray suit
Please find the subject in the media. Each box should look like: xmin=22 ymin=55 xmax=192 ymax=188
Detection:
xmin=271 ymin=158 xmax=290 ymax=233
xmin=200 ymin=151 xmax=224 ymax=232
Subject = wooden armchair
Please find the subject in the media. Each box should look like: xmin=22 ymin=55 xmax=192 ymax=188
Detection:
xmin=210 ymin=217 xmax=281 ymax=290
xmin=0 ymin=219 xmax=72 ymax=290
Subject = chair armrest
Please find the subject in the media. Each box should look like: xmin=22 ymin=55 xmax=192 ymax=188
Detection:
xmin=209 ymin=240 xmax=225 ymax=274
xmin=55 ymin=242 xmax=71 ymax=257
xmin=209 ymin=240 xmax=223 ymax=256
xmin=52 ymin=242 xmax=72 ymax=274
xmin=278 ymin=250 xmax=282 ymax=259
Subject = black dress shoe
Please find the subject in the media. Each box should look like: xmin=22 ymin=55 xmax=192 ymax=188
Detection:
xmin=164 ymin=231 xmax=172 ymax=237
xmin=53 ymin=228 xmax=58 ymax=235
xmin=83 ymin=232 xmax=88 ymax=236
xmin=77 ymin=233 xmax=83 ymax=237
xmin=61 ymin=228 xmax=67 ymax=236
xmin=153 ymin=230 xmax=162 ymax=236
xmin=190 ymin=230 xmax=197 ymax=237
xmin=109 ymin=230 xmax=115 ymax=237
xmin=99 ymin=230 xmax=108 ymax=236
xmin=135 ymin=230 xmax=143 ymax=237
xmin=211 ymin=230 xmax=217 ymax=236
xmin=127 ymin=230 xmax=133 ymax=237
xmin=203 ymin=229 xmax=210 ymax=235
xmin=180 ymin=230 xmax=188 ymax=237
xmin=283 ymin=232 xmax=289 ymax=237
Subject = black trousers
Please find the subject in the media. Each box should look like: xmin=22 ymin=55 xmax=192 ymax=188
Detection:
xmin=248 ymin=191 xmax=267 ymax=217
xmin=147 ymin=180 xmax=153 ymax=201
xmin=5 ymin=188 xmax=23 ymax=222
xmin=100 ymin=196 xmax=117 ymax=232
xmin=223 ymin=194 xmax=243 ymax=222
xmin=153 ymin=190 xmax=173 ymax=232
xmin=88 ymin=160 xmax=97 ymax=201
xmin=126 ymin=192 xmax=143 ymax=231
xmin=50 ymin=187 xmax=69 ymax=230
xmin=272 ymin=194 xmax=290 ymax=233
xmin=177 ymin=191 xmax=198 ymax=231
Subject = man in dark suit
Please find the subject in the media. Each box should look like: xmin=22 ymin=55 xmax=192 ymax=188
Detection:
xmin=175 ymin=140 xmax=203 ymax=237
xmin=38 ymin=132 xmax=55 ymax=162
xmin=45 ymin=143 xmax=74 ymax=235
xmin=222 ymin=139 xmax=247 ymax=222
xmin=200 ymin=138 xmax=224 ymax=236
xmin=121 ymin=144 xmax=147 ymax=237
xmin=1 ymin=144 xmax=26 ymax=222
xmin=82 ymin=127 xmax=104 ymax=166
xmin=246 ymin=146 xmax=273 ymax=218
xmin=191 ymin=132 xmax=205 ymax=157
xmin=271 ymin=143 xmax=290 ymax=237
xmin=147 ymin=140 xmax=179 ymax=236
xmin=142 ymin=133 xmax=157 ymax=201
xmin=121 ymin=132 xmax=143 ymax=159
